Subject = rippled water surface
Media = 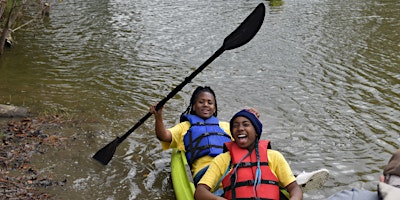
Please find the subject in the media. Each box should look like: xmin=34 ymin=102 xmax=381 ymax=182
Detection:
xmin=1 ymin=0 xmax=399 ymax=199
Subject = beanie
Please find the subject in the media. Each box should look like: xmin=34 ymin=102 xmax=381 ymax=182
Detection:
xmin=230 ymin=109 xmax=263 ymax=138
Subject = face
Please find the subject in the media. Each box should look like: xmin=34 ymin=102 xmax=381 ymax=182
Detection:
xmin=231 ymin=116 xmax=257 ymax=150
xmin=192 ymin=92 xmax=216 ymax=119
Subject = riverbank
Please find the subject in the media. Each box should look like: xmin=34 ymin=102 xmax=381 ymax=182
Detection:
xmin=0 ymin=112 xmax=69 ymax=199
xmin=1 ymin=0 xmax=50 ymax=54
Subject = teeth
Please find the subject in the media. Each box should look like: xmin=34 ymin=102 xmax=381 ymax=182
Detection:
xmin=238 ymin=134 xmax=246 ymax=138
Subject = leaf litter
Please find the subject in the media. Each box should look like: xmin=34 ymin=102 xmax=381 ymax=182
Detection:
xmin=1 ymin=116 xmax=70 ymax=199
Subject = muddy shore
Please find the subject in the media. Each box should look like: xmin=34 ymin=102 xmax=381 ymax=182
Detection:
xmin=1 ymin=114 xmax=70 ymax=199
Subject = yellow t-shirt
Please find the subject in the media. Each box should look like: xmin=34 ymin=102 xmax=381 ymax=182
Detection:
xmin=161 ymin=121 xmax=232 ymax=176
xmin=198 ymin=149 xmax=296 ymax=192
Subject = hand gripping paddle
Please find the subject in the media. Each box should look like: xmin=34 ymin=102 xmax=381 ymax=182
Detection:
xmin=93 ymin=3 xmax=266 ymax=165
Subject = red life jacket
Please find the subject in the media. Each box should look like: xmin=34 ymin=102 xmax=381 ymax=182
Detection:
xmin=222 ymin=140 xmax=280 ymax=200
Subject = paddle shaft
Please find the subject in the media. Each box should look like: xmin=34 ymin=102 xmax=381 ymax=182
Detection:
xmin=118 ymin=47 xmax=225 ymax=143
xmin=93 ymin=3 xmax=265 ymax=165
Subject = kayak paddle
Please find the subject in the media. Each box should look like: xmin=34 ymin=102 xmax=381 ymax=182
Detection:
xmin=93 ymin=3 xmax=266 ymax=165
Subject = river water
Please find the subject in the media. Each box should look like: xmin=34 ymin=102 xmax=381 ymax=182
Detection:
xmin=0 ymin=0 xmax=399 ymax=199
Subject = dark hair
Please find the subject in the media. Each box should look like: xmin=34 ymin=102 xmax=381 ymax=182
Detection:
xmin=180 ymin=86 xmax=218 ymax=122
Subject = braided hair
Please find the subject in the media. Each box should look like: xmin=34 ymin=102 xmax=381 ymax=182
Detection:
xmin=180 ymin=86 xmax=218 ymax=122
xmin=253 ymin=138 xmax=262 ymax=193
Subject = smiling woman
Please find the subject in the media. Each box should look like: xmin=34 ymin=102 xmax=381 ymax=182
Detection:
xmin=150 ymin=86 xmax=232 ymax=181
xmin=194 ymin=109 xmax=303 ymax=200
xmin=230 ymin=109 xmax=262 ymax=150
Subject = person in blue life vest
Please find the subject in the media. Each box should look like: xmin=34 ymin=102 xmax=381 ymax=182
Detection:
xmin=327 ymin=149 xmax=400 ymax=200
xmin=194 ymin=109 xmax=303 ymax=200
xmin=150 ymin=86 xmax=260 ymax=184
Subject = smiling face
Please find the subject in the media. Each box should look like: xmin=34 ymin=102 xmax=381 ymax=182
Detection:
xmin=192 ymin=91 xmax=216 ymax=119
xmin=231 ymin=116 xmax=257 ymax=150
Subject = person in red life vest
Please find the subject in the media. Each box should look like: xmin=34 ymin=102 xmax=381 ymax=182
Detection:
xmin=194 ymin=109 xmax=303 ymax=200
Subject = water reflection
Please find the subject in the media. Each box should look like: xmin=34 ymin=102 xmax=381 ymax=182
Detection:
xmin=0 ymin=0 xmax=399 ymax=199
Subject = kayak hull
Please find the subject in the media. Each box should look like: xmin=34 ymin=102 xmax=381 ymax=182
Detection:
xmin=171 ymin=148 xmax=195 ymax=200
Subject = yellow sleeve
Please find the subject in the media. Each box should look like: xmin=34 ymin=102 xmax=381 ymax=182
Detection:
xmin=267 ymin=149 xmax=296 ymax=188
xmin=160 ymin=121 xmax=190 ymax=151
xmin=219 ymin=121 xmax=233 ymax=139
xmin=219 ymin=121 xmax=230 ymax=135
xmin=197 ymin=152 xmax=231 ymax=192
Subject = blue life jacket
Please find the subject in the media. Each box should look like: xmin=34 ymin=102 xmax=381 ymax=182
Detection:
xmin=182 ymin=114 xmax=232 ymax=166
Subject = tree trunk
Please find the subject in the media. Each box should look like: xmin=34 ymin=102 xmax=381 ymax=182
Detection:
xmin=0 ymin=0 xmax=14 ymax=54
xmin=0 ymin=15 xmax=11 ymax=54
xmin=0 ymin=0 xmax=7 ymax=19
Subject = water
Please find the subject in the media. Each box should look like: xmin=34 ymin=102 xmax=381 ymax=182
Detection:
xmin=0 ymin=0 xmax=399 ymax=199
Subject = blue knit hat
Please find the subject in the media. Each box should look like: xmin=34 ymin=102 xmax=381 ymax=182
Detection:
xmin=230 ymin=109 xmax=263 ymax=138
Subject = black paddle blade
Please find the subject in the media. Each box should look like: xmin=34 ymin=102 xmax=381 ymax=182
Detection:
xmin=223 ymin=3 xmax=265 ymax=50
xmin=92 ymin=137 xmax=120 ymax=165
xmin=92 ymin=3 xmax=265 ymax=166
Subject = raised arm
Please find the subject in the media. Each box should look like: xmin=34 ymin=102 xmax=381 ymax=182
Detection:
xmin=150 ymin=103 xmax=172 ymax=142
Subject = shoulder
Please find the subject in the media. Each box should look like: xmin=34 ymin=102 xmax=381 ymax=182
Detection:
xmin=201 ymin=152 xmax=230 ymax=185
xmin=168 ymin=121 xmax=190 ymax=133
xmin=267 ymin=149 xmax=285 ymax=160
xmin=265 ymin=149 xmax=295 ymax=187
xmin=219 ymin=121 xmax=231 ymax=134
xmin=170 ymin=121 xmax=190 ymax=128
xmin=167 ymin=122 xmax=191 ymax=149
xmin=219 ymin=120 xmax=229 ymax=124
xmin=213 ymin=151 xmax=230 ymax=164
xmin=219 ymin=121 xmax=230 ymax=128
xmin=208 ymin=152 xmax=231 ymax=172
xmin=180 ymin=121 xmax=191 ymax=129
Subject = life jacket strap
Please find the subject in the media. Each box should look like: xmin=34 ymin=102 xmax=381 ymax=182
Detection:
xmin=187 ymin=132 xmax=231 ymax=165
xmin=224 ymin=179 xmax=279 ymax=191
xmin=233 ymin=162 xmax=268 ymax=168
xmin=191 ymin=132 xmax=231 ymax=144
xmin=192 ymin=122 xmax=219 ymax=126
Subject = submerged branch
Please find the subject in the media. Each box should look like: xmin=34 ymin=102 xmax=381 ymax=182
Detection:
xmin=0 ymin=0 xmax=51 ymax=54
